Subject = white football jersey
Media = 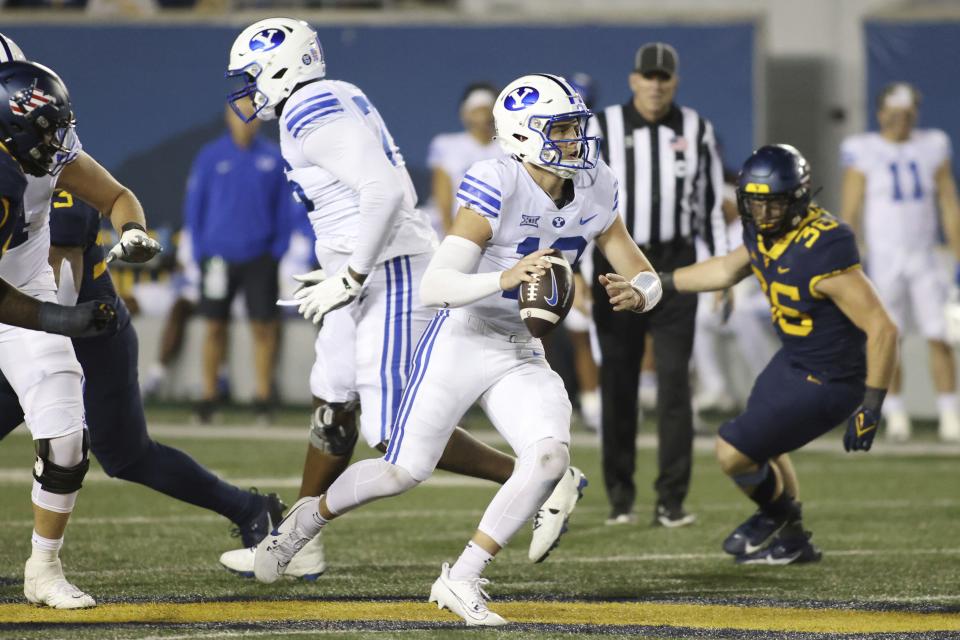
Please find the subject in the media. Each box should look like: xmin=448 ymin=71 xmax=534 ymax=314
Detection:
xmin=458 ymin=157 xmax=619 ymax=333
xmin=427 ymin=131 xmax=504 ymax=220
xmin=0 ymin=138 xmax=83 ymax=290
xmin=280 ymin=80 xmax=436 ymax=263
xmin=840 ymin=129 xmax=951 ymax=255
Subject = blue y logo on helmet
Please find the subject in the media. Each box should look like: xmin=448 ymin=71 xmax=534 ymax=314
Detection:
xmin=504 ymin=86 xmax=539 ymax=111
xmin=249 ymin=28 xmax=286 ymax=52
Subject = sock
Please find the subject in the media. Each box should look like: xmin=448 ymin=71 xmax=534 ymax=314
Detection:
xmin=449 ymin=541 xmax=493 ymax=582
xmin=30 ymin=531 xmax=63 ymax=562
xmin=115 ymin=440 xmax=258 ymax=525
xmin=937 ymin=394 xmax=957 ymax=415
xmin=883 ymin=394 xmax=905 ymax=416
xmin=640 ymin=370 xmax=657 ymax=390
xmin=295 ymin=499 xmax=327 ymax=538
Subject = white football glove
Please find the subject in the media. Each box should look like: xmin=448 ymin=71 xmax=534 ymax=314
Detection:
xmin=107 ymin=226 xmax=163 ymax=264
xmin=294 ymin=268 xmax=362 ymax=326
xmin=291 ymin=268 xmax=327 ymax=296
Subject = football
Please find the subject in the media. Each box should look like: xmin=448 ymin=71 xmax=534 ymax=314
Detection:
xmin=518 ymin=250 xmax=575 ymax=337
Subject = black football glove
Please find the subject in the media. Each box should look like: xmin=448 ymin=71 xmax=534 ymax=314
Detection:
xmin=844 ymin=386 xmax=886 ymax=452
xmin=38 ymin=300 xmax=118 ymax=338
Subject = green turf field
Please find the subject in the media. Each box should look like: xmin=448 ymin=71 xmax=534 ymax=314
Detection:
xmin=0 ymin=406 xmax=958 ymax=639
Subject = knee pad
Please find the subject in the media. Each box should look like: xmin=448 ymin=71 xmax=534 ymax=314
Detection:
xmin=519 ymin=437 xmax=570 ymax=483
xmin=308 ymin=399 xmax=359 ymax=456
xmin=33 ymin=429 xmax=89 ymax=494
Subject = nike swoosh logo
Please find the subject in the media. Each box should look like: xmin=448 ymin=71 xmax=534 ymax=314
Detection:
xmin=545 ymin=269 xmax=558 ymax=306
xmin=777 ymin=266 xmax=790 ymax=274
xmin=579 ymin=214 xmax=599 ymax=225
xmin=744 ymin=542 xmax=764 ymax=554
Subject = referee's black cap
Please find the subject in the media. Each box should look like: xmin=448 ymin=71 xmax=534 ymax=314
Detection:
xmin=635 ymin=42 xmax=678 ymax=77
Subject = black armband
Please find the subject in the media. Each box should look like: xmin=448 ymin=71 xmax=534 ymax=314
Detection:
xmin=658 ymin=271 xmax=676 ymax=293
xmin=120 ymin=222 xmax=146 ymax=234
xmin=862 ymin=386 xmax=887 ymax=413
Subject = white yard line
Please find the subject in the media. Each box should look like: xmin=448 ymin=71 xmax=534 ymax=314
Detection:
xmin=5 ymin=423 xmax=959 ymax=456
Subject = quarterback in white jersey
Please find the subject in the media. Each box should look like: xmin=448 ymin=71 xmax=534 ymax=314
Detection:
xmin=0 ymin=41 xmax=160 ymax=611
xmin=220 ymin=19 xmax=585 ymax=579
xmin=840 ymin=82 xmax=960 ymax=442
xmin=253 ymin=73 xmax=661 ymax=626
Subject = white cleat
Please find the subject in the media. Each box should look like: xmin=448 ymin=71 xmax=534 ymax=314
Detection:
xmin=254 ymin=496 xmax=320 ymax=584
xmin=578 ymin=390 xmax=601 ymax=432
xmin=221 ymin=534 xmax=327 ymax=581
xmin=428 ymin=562 xmax=508 ymax=627
xmin=939 ymin=410 xmax=960 ymax=442
xmin=24 ymin=557 xmax=95 ymax=609
xmin=885 ymin=410 xmax=912 ymax=442
xmin=529 ymin=466 xmax=587 ymax=563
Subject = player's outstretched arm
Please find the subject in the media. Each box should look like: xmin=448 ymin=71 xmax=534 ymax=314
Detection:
xmin=0 ymin=278 xmax=117 ymax=338
xmin=664 ymin=244 xmax=751 ymax=294
xmin=593 ymin=216 xmax=660 ymax=312
xmin=815 ymin=268 xmax=899 ymax=452
xmin=420 ymin=207 xmax=552 ymax=309
xmin=58 ymin=152 xmax=162 ymax=264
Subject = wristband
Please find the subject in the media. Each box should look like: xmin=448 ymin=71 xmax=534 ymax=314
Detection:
xmin=121 ymin=222 xmax=146 ymax=234
xmin=862 ymin=386 xmax=887 ymax=413
xmin=659 ymin=271 xmax=676 ymax=293
xmin=629 ymin=271 xmax=662 ymax=312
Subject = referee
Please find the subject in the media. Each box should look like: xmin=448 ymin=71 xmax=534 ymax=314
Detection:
xmin=590 ymin=43 xmax=727 ymax=527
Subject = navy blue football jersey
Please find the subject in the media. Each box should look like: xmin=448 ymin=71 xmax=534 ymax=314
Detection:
xmin=0 ymin=149 xmax=27 ymax=257
xmin=48 ymin=189 xmax=130 ymax=333
xmin=743 ymin=207 xmax=866 ymax=381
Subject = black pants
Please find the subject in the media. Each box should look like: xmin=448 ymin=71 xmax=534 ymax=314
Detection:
xmin=591 ymin=241 xmax=698 ymax=514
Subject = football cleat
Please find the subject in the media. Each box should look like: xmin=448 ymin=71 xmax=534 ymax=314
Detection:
xmin=939 ymin=410 xmax=960 ymax=442
xmin=735 ymin=528 xmax=822 ymax=565
xmin=254 ymin=496 xmax=320 ymax=584
xmin=884 ymin=410 xmax=911 ymax=442
xmin=654 ymin=503 xmax=697 ymax=528
xmin=24 ymin=557 xmax=95 ymax=609
xmin=723 ymin=508 xmax=797 ymax=556
xmin=220 ymin=534 xmax=326 ymax=580
xmin=233 ymin=490 xmax=287 ymax=548
xmin=529 ymin=466 xmax=587 ymax=562
xmin=604 ymin=510 xmax=637 ymax=526
xmin=428 ymin=562 xmax=508 ymax=627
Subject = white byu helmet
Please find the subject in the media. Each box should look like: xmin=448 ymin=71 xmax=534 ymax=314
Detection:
xmin=0 ymin=32 xmax=26 ymax=63
xmin=493 ymin=73 xmax=599 ymax=179
xmin=227 ymin=17 xmax=326 ymax=122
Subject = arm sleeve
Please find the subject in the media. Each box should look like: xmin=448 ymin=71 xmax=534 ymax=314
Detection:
xmin=48 ymin=192 xmax=92 ymax=248
xmin=183 ymin=151 xmax=209 ymax=260
xmin=455 ymin=161 xmax=505 ymax=238
xmin=420 ymin=235 xmax=502 ymax=308
xmin=297 ymin=115 xmax=403 ymax=276
xmin=698 ymin=119 xmax=728 ymax=255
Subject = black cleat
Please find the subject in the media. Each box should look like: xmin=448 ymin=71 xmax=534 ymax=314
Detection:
xmin=735 ymin=528 xmax=822 ymax=565
xmin=233 ymin=489 xmax=287 ymax=548
xmin=723 ymin=509 xmax=792 ymax=556
xmin=653 ymin=503 xmax=696 ymax=528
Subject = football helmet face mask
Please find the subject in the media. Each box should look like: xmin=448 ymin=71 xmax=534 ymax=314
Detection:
xmin=227 ymin=17 xmax=326 ymax=122
xmin=493 ymin=73 xmax=599 ymax=179
xmin=0 ymin=61 xmax=77 ymax=177
xmin=737 ymin=144 xmax=812 ymax=240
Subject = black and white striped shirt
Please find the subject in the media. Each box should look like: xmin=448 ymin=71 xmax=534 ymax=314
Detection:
xmin=592 ymin=101 xmax=727 ymax=254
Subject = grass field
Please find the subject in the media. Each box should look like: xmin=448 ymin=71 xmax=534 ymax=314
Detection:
xmin=0 ymin=406 xmax=958 ymax=639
